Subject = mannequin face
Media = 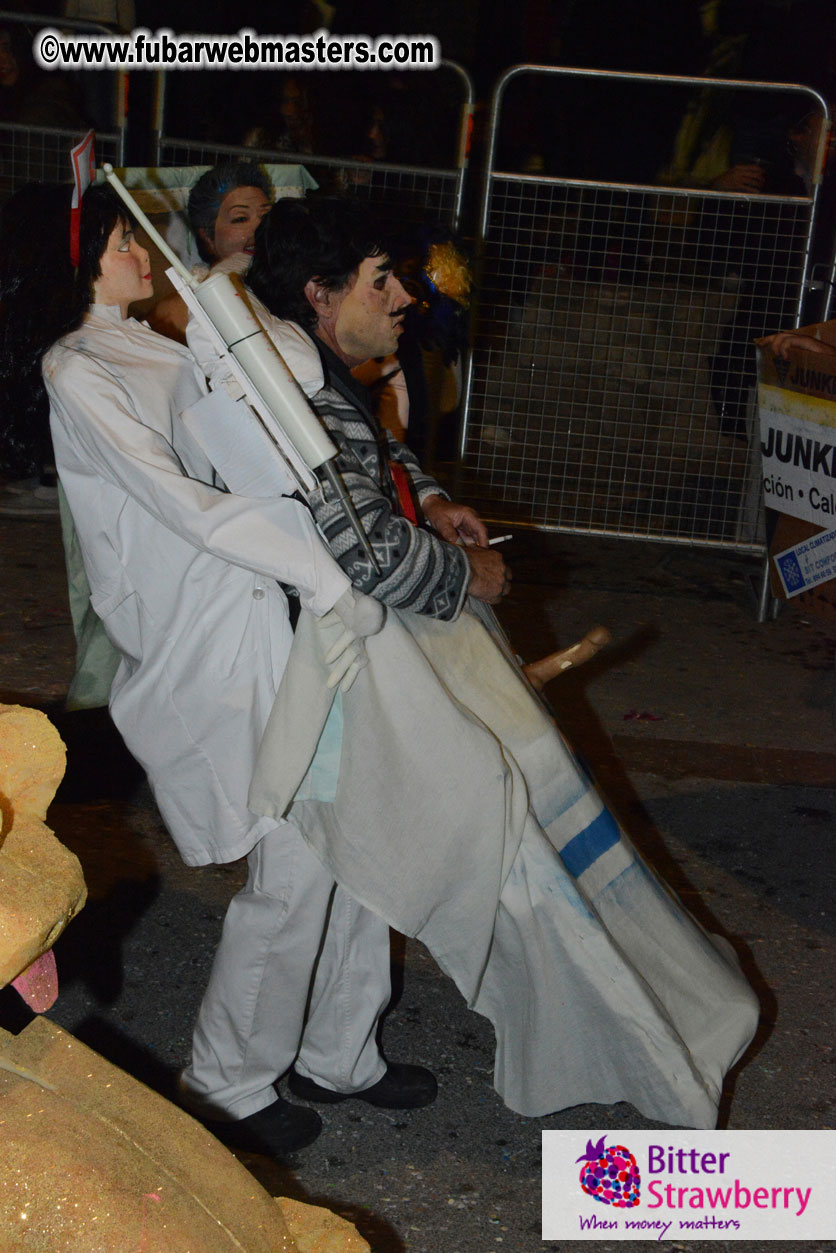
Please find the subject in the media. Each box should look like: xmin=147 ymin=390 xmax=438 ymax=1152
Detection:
xmin=204 ymin=185 xmax=271 ymax=260
xmin=93 ymin=220 xmax=153 ymax=316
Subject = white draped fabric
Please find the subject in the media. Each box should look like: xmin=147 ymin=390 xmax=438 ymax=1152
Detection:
xmin=251 ymin=599 xmax=759 ymax=1128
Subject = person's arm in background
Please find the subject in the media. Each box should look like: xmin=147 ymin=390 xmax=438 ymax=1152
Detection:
xmin=760 ymin=329 xmax=836 ymax=360
xmin=711 ymin=164 xmax=766 ymax=193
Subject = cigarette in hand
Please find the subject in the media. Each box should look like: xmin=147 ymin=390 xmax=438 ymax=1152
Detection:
xmin=489 ymin=534 xmax=513 ymax=546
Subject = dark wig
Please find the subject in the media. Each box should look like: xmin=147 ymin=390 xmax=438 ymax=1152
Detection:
xmin=248 ymin=196 xmax=386 ymax=335
xmin=187 ymin=161 xmax=273 ymax=262
xmin=0 ymin=182 xmax=131 ymax=474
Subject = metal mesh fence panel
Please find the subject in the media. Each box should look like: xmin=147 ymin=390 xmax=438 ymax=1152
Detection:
xmin=461 ymin=69 xmax=826 ymax=551
xmin=154 ymin=58 xmax=472 ymax=232
xmin=0 ymin=11 xmax=127 ymax=204
xmin=462 ymin=178 xmax=811 ymax=548
xmin=0 ymin=125 xmax=122 ymax=203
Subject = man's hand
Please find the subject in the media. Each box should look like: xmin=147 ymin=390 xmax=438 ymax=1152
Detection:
xmin=760 ymin=331 xmax=836 ymax=361
xmin=466 ymin=545 xmax=511 ymax=604
xmin=422 ymin=494 xmax=489 ymax=547
xmin=421 ymin=493 xmax=509 ymax=601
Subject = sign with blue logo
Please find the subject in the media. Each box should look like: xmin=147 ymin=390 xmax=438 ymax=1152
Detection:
xmin=774 ymin=526 xmax=836 ymax=598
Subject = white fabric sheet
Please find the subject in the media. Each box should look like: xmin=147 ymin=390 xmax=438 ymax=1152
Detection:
xmin=251 ymin=600 xmax=759 ymax=1128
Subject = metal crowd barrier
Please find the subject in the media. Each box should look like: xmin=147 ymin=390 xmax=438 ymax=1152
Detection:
xmin=459 ymin=66 xmax=829 ymax=551
xmin=0 ymin=10 xmax=126 ymax=200
xmin=0 ymin=122 xmax=123 ymax=201
xmin=152 ymin=59 xmax=473 ymax=232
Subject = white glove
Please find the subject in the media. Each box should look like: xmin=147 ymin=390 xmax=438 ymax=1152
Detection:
xmin=184 ymin=257 xmax=256 ymax=393
xmin=317 ymin=587 xmax=385 ymax=692
xmin=208 ymin=250 xmax=253 ymax=278
xmin=185 ymin=311 xmax=238 ymax=394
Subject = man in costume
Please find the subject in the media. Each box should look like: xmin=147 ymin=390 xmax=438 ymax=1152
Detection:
xmin=204 ymin=196 xmax=761 ymax=1130
xmin=175 ymin=207 xmax=512 ymax=1136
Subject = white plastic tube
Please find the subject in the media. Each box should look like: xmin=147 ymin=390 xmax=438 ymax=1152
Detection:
xmin=103 ymin=164 xmax=195 ymax=287
xmin=196 ymin=271 xmax=336 ymax=471
xmin=196 ymin=274 xmax=380 ymax=573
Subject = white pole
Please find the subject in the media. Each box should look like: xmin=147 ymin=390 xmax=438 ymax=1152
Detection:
xmin=102 ymin=163 xmax=196 ymax=288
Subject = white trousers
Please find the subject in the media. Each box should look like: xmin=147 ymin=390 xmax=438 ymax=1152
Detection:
xmin=181 ymin=820 xmax=392 ymax=1120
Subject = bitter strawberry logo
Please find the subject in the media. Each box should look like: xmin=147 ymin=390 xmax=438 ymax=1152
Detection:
xmin=577 ymin=1136 xmax=641 ymax=1208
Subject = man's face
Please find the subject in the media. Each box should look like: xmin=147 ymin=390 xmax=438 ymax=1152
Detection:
xmin=332 ymin=255 xmax=412 ymax=363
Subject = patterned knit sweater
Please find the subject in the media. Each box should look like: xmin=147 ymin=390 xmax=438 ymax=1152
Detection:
xmin=308 ymin=347 xmax=470 ymax=621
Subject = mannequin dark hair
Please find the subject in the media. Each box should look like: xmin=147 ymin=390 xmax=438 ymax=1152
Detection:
xmin=0 ymin=182 xmax=130 ymax=474
xmin=248 ymin=196 xmax=385 ymax=335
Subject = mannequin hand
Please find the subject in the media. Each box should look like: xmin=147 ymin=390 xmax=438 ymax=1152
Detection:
xmin=317 ymin=588 xmax=385 ymax=692
xmin=209 ymin=251 xmax=253 ymax=277
xmin=185 ymin=315 xmax=235 ymax=392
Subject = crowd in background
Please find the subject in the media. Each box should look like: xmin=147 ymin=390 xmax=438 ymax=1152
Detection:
xmin=2 ymin=0 xmax=836 ymax=477
xmin=1 ymin=1 xmax=835 ymax=183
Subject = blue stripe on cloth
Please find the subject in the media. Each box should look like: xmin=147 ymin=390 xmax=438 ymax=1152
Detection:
xmin=560 ymin=808 xmax=621 ymax=879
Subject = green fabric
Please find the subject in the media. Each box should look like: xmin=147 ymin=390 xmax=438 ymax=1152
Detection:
xmin=58 ymin=480 xmax=122 ymax=710
xmin=291 ymin=687 xmax=343 ymax=803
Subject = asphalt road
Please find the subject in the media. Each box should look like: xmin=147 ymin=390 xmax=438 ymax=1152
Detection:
xmin=2 ymin=519 xmax=835 ymax=1252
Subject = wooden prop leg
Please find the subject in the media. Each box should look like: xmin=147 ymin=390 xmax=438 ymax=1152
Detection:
xmin=523 ymin=626 xmax=611 ymax=691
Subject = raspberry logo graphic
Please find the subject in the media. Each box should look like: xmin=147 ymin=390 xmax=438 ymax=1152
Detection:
xmin=577 ymin=1136 xmax=641 ymax=1208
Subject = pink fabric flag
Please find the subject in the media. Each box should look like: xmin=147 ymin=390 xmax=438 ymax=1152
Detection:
xmin=69 ymin=129 xmax=96 ymax=268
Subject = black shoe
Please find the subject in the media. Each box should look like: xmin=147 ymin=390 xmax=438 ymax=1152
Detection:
xmin=198 ymin=1095 xmax=322 ymax=1156
xmin=288 ymin=1063 xmax=437 ymax=1110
